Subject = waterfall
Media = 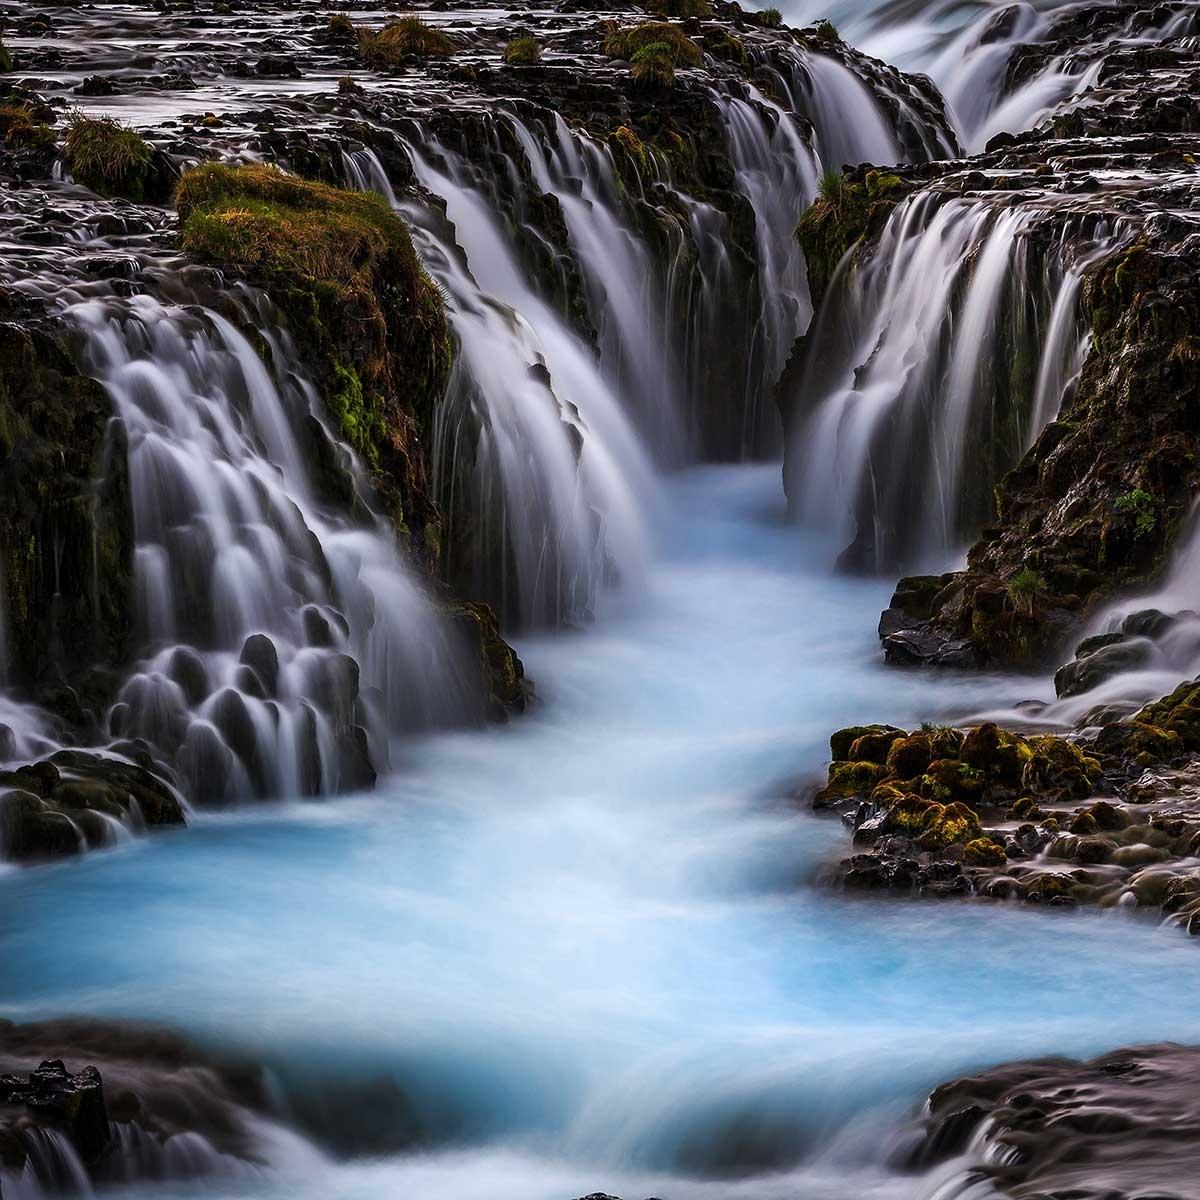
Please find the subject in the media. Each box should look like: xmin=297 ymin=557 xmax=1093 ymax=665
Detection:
xmin=344 ymin=143 xmax=659 ymax=630
xmin=784 ymin=191 xmax=1120 ymax=572
xmin=767 ymin=0 xmax=1200 ymax=150
xmin=62 ymin=286 xmax=476 ymax=804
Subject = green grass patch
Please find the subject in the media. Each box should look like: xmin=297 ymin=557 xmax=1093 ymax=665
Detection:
xmin=503 ymin=35 xmax=541 ymax=64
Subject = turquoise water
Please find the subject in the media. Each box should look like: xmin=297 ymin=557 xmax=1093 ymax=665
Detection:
xmin=3 ymin=465 xmax=1198 ymax=1199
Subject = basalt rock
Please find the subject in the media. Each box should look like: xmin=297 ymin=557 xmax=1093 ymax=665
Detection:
xmin=915 ymin=1043 xmax=1200 ymax=1200
xmin=0 ymin=750 xmax=185 ymax=863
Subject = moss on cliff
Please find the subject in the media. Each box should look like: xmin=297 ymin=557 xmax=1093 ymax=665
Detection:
xmin=176 ymin=163 xmax=452 ymax=554
xmin=796 ymin=168 xmax=911 ymax=306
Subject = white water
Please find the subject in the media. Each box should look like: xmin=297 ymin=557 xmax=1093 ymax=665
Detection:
xmin=786 ymin=191 xmax=1119 ymax=572
xmin=750 ymin=0 xmax=1199 ymax=149
xmin=2 ymin=466 xmax=1199 ymax=1200
xmin=67 ymin=289 xmax=475 ymax=800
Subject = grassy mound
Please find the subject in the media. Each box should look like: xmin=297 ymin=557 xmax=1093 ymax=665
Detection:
xmin=602 ymin=22 xmax=702 ymax=68
xmin=503 ymin=35 xmax=541 ymax=65
xmin=0 ymin=102 xmax=54 ymax=150
xmin=64 ymin=114 xmax=153 ymax=201
xmin=358 ymin=17 xmax=457 ymax=66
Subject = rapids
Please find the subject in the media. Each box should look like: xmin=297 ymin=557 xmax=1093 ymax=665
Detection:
xmin=4 ymin=467 xmax=1200 ymax=1199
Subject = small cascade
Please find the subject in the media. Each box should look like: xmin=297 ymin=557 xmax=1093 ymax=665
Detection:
xmin=1 ymin=1128 xmax=93 ymax=1197
xmin=716 ymin=86 xmax=818 ymax=445
xmin=62 ymin=287 xmax=475 ymax=804
xmin=794 ymin=0 xmax=1200 ymax=149
xmin=1043 ymin=505 xmax=1200 ymax=722
xmin=784 ymin=191 xmax=1120 ymax=573
xmin=755 ymin=43 xmax=959 ymax=165
xmin=346 ymin=143 xmax=658 ymax=630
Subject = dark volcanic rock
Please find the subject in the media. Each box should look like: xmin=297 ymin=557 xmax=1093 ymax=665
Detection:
xmin=916 ymin=1043 xmax=1200 ymax=1200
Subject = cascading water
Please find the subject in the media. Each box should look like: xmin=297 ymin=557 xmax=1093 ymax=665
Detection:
xmin=56 ymin=281 xmax=477 ymax=804
xmin=754 ymin=0 xmax=1200 ymax=149
xmin=343 ymin=143 xmax=659 ymax=630
xmin=784 ymin=190 xmax=1120 ymax=572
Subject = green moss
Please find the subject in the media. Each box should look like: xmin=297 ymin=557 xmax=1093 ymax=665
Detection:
xmin=963 ymin=837 xmax=1006 ymax=867
xmin=327 ymin=12 xmax=355 ymax=38
xmin=631 ymin=41 xmax=679 ymax=88
xmin=815 ymin=760 xmax=890 ymax=804
xmin=64 ymin=114 xmax=153 ymax=201
xmin=610 ymin=125 xmax=649 ymax=172
xmin=920 ymin=801 xmax=982 ymax=850
xmin=797 ymin=169 xmax=911 ymax=305
xmin=0 ymin=38 xmax=12 ymax=73
xmin=358 ymin=17 xmax=457 ymax=66
xmin=829 ymin=724 xmax=903 ymax=761
xmin=701 ymin=29 xmax=747 ymax=64
xmin=503 ymin=35 xmax=541 ymax=64
xmin=177 ymin=163 xmax=451 ymax=548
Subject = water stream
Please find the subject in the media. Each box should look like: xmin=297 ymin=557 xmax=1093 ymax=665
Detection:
xmin=4 ymin=467 xmax=1200 ymax=1199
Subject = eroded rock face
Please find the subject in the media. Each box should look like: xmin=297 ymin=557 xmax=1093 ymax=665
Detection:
xmin=780 ymin=16 xmax=1200 ymax=668
xmin=915 ymin=1043 xmax=1200 ymax=1200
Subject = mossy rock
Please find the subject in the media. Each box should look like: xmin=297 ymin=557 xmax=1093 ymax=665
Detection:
xmin=829 ymin=724 xmax=902 ymax=762
xmin=847 ymin=728 xmax=905 ymax=764
xmin=444 ymin=601 xmax=530 ymax=719
xmin=886 ymin=732 xmax=935 ymax=780
xmin=963 ymin=837 xmax=1006 ymax=867
xmin=918 ymin=801 xmax=982 ymax=850
xmin=814 ymin=759 xmax=890 ymax=805
xmin=176 ymin=163 xmax=451 ymax=558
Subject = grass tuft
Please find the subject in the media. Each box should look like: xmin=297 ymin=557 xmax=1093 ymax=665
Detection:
xmin=358 ymin=17 xmax=457 ymax=66
xmin=503 ymin=35 xmax=541 ymax=65
xmin=64 ymin=113 xmax=153 ymax=201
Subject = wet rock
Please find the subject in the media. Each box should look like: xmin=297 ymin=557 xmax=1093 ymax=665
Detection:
xmin=239 ymin=633 xmax=280 ymax=697
xmin=915 ymin=1043 xmax=1200 ymax=1197
xmin=0 ymin=1060 xmax=109 ymax=1162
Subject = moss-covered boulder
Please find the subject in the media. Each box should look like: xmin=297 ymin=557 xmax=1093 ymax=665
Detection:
xmin=176 ymin=163 xmax=452 ymax=560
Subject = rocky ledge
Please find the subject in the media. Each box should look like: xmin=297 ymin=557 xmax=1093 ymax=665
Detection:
xmin=810 ymin=679 xmax=1200 ymax=931
xmin=0 ymin=1017 xmax=283 ymax=1189
xmin=913 ymin=1042 xmax=1200 ymax=1200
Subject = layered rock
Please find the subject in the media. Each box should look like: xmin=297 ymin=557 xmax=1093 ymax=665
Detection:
xmin=913 ymin=1042 xmax=1200 ymax=1200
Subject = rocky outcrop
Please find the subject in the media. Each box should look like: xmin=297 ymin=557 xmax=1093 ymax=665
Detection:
xmin=0 ymin=750 xmax=185 ymax=862
xmin=0 ymin=293 xmax=134 ymax=725
xmin=913 ymin=1042 xmax=1200 ymax=1200
xmin=811 ymin=683 xmax=1200 ymax=929
xmin=781 ymin=22 xmax=1200 ymax=667
xmin=0 ymin=1017 xmax=285 ymax=1187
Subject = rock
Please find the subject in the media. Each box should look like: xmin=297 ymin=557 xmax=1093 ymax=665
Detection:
xmin=239 ymin=633 xmax=280 ymax=697
xmin=0 ymin=1060 xmax=109 ymax=1162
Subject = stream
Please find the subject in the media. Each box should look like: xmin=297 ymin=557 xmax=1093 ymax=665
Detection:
xmin=4 ymin=465 xmax=1200 ymax=1199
